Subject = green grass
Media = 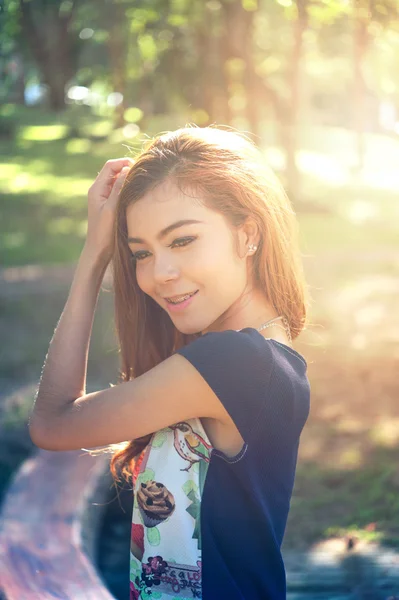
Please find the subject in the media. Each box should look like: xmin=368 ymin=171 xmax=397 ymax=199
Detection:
xmin=298 ymin=211 xmax=398 ymax=256
xmin=286 ymin=446 xmax=399 ymax=551
xmin=1 ymin=105 xmax=398 ymax=267
xmin=0 ymin=106 xmax=142 ymax=265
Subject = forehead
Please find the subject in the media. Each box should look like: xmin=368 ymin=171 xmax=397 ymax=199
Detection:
xmin=126 ymin=178 xmax=216 ymax=236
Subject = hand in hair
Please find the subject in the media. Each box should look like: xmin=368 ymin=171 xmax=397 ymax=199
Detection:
xmin=84 ymin=157 xmax=134 ymax=266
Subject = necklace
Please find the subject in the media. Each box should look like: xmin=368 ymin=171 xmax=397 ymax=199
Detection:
xmin=256 ymin=315 xmax=292 ymax=345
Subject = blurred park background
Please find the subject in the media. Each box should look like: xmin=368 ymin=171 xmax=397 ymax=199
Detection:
xmin=1 ymin=0 xmax=399 ymax=597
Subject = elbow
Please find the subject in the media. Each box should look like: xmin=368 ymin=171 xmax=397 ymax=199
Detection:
xmin=28 ymin=418 xmax=49 ymax=450
xmin=28 ymin=417 xmax=62 ymax=451
xmin=28 ymin=413 xmax=81 ymax=452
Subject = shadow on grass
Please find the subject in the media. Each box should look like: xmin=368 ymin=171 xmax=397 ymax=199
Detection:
xmin=287 ymin=441 xmax=399 ymax=552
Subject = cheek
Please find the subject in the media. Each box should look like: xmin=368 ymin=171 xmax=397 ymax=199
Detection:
xmin=135 ymin=264 xmax=150 ymax=293
xmin=195 ymin=240 xmax=244 ymax=288
xmin=195 ymin=235 xmax=231 ymax=266
xmin=200 ymin=234 xmax=237 ymax=269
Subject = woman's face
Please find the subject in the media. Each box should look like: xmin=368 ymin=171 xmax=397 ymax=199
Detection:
xmin=126 ymin=178 xmax=252 ymax=335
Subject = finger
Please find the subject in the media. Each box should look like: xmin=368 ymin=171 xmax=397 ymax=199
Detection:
xmin=95 ymin=158 xmax=134 ymax=187
xmin=106 ymin=166 xmax=130 ymax=208
xmin=91 ymin=158 xmax=134 ymax=200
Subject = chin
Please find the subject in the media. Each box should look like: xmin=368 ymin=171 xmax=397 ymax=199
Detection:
xmin=175 ymin=324 xmax=203 ymax=336
xmin=170 ymin=317 xmax=205 ymax=336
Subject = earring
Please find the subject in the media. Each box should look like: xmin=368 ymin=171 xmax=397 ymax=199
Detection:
xmin=247 ymin=244 xmax=257 ymax=254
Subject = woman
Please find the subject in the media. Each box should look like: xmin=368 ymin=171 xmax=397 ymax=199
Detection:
xmin=30 ymin=126 xmax=311 ymax=600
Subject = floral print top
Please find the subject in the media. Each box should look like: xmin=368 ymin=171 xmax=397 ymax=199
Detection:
xmin=130 ymin=417 xmax=214 ymax=600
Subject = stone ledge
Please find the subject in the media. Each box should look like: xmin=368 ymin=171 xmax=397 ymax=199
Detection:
xmin=0 ymin=447 xmax=115 ymax=599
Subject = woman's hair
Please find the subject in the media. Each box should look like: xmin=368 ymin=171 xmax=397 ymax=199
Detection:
xmin=94 ymin=125 xmax=310 ymax=485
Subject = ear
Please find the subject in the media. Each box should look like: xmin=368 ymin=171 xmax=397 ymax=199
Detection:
xmin=236 ymin=217 xmax=260 ymax=259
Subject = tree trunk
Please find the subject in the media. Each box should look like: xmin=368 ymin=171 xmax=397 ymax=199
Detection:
xmin=240 ymin=8 xmax=261 ymax=138
xmin=352 ymin=1 xmax=369 ymax=174
xmin=19 ymin=0 xmax=76 ymax=112
xmin=220 ymin=0 xmax=258 ymax=130
xmin=10 ymin=53 xmax=25 ymax=105
xmin=283 ymin=0 xmax=308 ymax=202
xmin=196 ymin=24 xmax=218 ymax=124
xmin=106 ymin=2 xmax=128 ymax=129
xmin=215 ymin=27 xmax=233 ymax=125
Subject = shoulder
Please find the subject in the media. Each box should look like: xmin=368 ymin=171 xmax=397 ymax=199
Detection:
xmin=176 ymin=328 xmax=307 ymax=377
xmin=176 ymin=328 xmax=274 ymax=369
xmin=175 ymin=329 xmax=276 ymax=417
xmin=175 ymin=328 xmax=309 ymax=442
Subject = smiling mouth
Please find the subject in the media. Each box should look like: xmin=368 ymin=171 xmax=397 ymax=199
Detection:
xmin=164 ymin=290 xmax=198 ymax=304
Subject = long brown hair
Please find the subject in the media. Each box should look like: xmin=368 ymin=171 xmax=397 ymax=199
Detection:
xmin=94 ymin=125 xmax=310 ymax=485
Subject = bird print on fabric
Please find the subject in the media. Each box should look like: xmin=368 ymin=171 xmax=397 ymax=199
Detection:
xmin=170 ymin=422 xmax=212 ymax=471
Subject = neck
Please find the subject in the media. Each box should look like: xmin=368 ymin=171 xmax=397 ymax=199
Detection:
xmin=202 ymin=286 xmax=280 ymax=335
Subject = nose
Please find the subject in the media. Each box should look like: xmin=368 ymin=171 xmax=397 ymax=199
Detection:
xmin=152 ymin=254 xmax=180 ymax=285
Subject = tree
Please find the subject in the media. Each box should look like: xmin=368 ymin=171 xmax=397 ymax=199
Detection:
xmin=351 ymin=0 xmax=399 ymax=172
xmin=17 ymin=0 xmax=82 ymax=111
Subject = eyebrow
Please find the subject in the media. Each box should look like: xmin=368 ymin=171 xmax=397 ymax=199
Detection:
xmin=128 ymin=219 xmax=204 ymax=244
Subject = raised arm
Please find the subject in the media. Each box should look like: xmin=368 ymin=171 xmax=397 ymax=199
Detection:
xmin=29 ymin=158 xmax=133 ymax=440
xmin=28 ymin=159 xmax=229 ymax=451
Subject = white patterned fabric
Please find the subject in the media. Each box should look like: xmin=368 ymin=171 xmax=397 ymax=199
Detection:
xmin=130 ymin=418 xmax=214 ymax=600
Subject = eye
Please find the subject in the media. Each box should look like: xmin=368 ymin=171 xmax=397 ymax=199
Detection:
xmin=131 ymin=250 xmax=150 ymax=262
xmin=131 ymin=236 xmax=197 ymax=262
xmin=169 ymin=236 xmax=197 ymax=249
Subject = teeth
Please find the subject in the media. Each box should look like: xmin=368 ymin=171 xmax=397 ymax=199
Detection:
xmin=167 ymin=291 xmax=195 ymax=304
